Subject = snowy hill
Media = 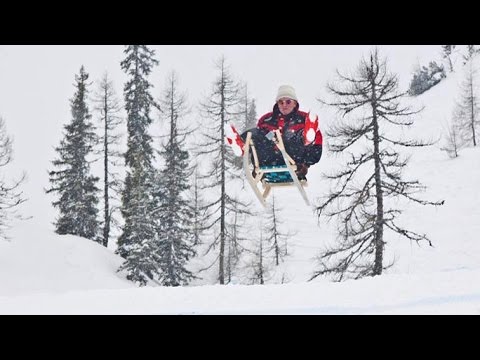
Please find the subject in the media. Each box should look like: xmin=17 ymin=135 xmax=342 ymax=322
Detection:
xmin=0 ymin=45 xmax=479 ymax=314
xmin=0 ymin=222 xmax=133 ymax=296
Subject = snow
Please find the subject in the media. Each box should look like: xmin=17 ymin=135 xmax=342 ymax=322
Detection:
xmin=0 ymin=45 xmax=479 ymax=314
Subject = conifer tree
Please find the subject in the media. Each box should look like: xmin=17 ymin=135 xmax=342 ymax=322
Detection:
xmin=441 ymin=45 xmax=456 ymax=72
xmin=247 ymin=228 xmax=268 ymax=285
xmin=0 ymin=117 xmax=27 ymax=241
xmin=47 ymin=66 xmax=100 ymax=241
xmin=198 ymin=56 xmax=251 ymax=284
xmin=408 ymin=61 xmax=446 ymax=96
xmin=117 ymin=45 xmax=160 ymax=285
xmin=156 ymin=71 xmax=196 ymax=286
xmin=245 ymin=194 xmax=292 ymax=284
xmin=229 ymin=85 xmax=258 ymax=171
xmin=240 ymin=84 xmax=258 ymax=133
xmin=440 ymin=119 xmax=462 ymax=158
xmin=190 ymin=164 xmax=208 ymax=247
xmin=263 ymin=194 xmax=290 ymax=266
xmin=93 ymin=72 xmax=123 ymax=248
xmin=225 ymin=203 xmax=249 ymax=283
xmin=453 ymin=61 xmax=480 ymax=147
xmin=463 ymin=45 xmax=479 ymax=64
xmin=312 ymin=48 xmax=444 ymax=282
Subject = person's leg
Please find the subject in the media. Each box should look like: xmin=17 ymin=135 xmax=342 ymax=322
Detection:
xmin=304 ymin=145 xmax=322 ymax=166
xmin=283 ymin=130 xmax=322 ymax=180
xmin=241 ymin=128 xmax=284 ymax=167
xmin=283 ymin=130 xmax=323 ymax=165
xmin=282 ymin=130 xmax=306 ymax=164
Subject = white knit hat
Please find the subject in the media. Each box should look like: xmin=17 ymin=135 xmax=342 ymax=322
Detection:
xmin=275 ymin=85 xmax=298 ymax=102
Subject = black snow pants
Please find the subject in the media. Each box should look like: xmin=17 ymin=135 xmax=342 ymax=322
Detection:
xmin=241 ymin=128 xmax=322 ymax=167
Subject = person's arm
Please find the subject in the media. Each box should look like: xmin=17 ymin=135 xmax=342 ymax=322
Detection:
xmin=257 ymin=112 xmax=276 ymax=133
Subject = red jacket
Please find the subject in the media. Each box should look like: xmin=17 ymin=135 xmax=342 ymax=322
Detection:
xmin=257 ymin=104 xmax=323 ymax=146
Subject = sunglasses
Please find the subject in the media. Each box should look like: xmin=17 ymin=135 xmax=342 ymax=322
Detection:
xmin=277 ymin=99 xmax=294 ymax=106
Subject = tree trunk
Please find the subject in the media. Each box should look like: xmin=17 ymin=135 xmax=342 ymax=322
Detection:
xmin=371 ymin=84 xmax=384 ymax=276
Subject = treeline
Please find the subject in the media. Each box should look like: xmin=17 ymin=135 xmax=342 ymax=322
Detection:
xmin=406 ymin=45 xmax=480 ymax=158
xmin=45 ymin=46 xmax=292 ymax=287
xmin=408 ymin=45 xmax=480 ymax=96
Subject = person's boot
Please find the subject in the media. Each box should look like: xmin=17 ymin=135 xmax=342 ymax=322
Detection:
xmin=295 ymin=163 xmax=309 ymax=181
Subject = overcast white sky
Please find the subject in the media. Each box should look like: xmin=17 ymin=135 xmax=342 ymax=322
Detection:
xmin=1 ymin=45 xmax=479 ymax=314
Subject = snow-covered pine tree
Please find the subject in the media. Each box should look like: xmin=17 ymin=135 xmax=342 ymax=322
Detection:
xmin=93 ymin=72 xmax=123 ymax=248
xmin=197 ymin=56 xmax=252 ymax=284
xmin=228 ymin=84 xmax=258 ymax=172
xmin=441 ymin=45 xmax=456 ymax=73
xmin=248 ymin=228 xmax=268 ymax=285
xmin=440 ymin=119 xmax=462 ymax=158
xmin=453 ymin=60 xmax=480 ymax=147
xmin=190 ymin=163 xmax=208 ymax=247
xmin=117 ymin=45 xmax=160 ymax=286
xmin=155 ymin=71 xmax=196 ymax=286
xmin=463 ymin=45 xmax=479 ymax=65
xmin=229 ymin=84 xmax=257 ymax=171
xmin=263 ymin=194 xmax=291 ymax=266
xmin=225 ymin=204 xmax=249 ymax=283
xmin=312 ymin=48 xmax=444 ymax=282
xmin=0 ymin=117 xmax=26 ymax=241
xmin=244 ymin=194 xmax=292 ymax=284
xmin=240 ymin=84 xmax=258 ymax=133
xmin=408 ymin=61 xmax=446 ymax=96
xmin=46 ymin=66 xmax=100 ymax=241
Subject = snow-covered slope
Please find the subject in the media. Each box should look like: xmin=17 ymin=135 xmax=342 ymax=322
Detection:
xmin=0 ymin=222 xmax=133 ymax=296
xmin=0 ymin=46 xmax=479 ymax=314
